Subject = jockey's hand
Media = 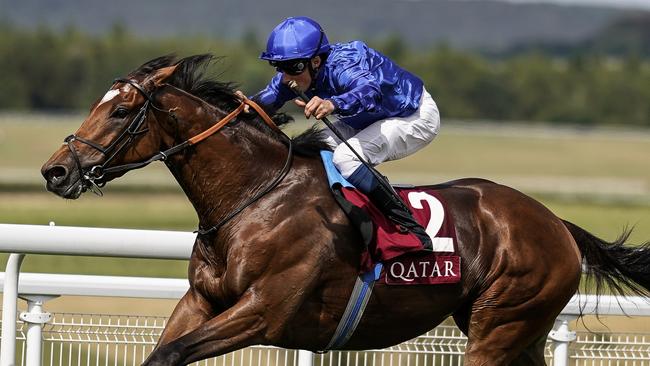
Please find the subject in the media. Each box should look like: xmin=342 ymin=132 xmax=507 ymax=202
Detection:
xmin=294 ymin=96 xmax=335 ymax=120
xmin=234 ymin=90 xmax=250 ymax=113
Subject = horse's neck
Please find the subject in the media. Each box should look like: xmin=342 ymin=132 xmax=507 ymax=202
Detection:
xmin=166 ymin=122 xmax=291 ymax=227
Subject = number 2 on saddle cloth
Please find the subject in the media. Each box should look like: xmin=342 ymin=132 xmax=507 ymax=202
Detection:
xmin=320 ymin=151 xmax=461 ymax=285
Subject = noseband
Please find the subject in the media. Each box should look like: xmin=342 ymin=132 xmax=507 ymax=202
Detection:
xmin=64 ymin=77 xmax=293 ymax=235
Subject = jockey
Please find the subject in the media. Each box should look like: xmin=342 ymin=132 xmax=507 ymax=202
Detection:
xmin=248 ymin=16 xmax=440 ymax=250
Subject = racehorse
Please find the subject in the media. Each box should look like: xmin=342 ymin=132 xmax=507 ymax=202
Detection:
xmin=41 ymin=55 xmax=650 ymax=366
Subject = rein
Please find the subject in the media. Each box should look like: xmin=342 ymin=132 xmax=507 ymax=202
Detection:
xmin=65 ymin=78 xmax=293 ymax=234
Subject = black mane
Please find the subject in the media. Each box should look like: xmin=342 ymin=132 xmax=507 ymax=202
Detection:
xmin=130 ymin=54 xmax=331 ymax=157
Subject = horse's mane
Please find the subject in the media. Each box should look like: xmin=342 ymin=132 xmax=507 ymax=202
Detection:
xmin=129 ymin=54 xmax=331 ymax=157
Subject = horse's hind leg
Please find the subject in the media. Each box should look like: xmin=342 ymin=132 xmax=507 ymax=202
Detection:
xmin=461 ymin=250 xmax=579 ymax=365
xmin=454 ymin=314 xmax=547 ymax=365
xmin=455 ymin=307 xmax=551 ymax=365
xmin=510 ymin=332 xmax=551 ymax=366
xmin=456 ymin=186 xmax=583 ymax=365
xmin=462 ymin=299 xmax=557 ymax=366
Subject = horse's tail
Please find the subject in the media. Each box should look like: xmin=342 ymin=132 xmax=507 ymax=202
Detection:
xmin=562 ymin=219 xmax=650 ymax=297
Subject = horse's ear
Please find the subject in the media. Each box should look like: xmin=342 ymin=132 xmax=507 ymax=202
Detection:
xmin=147 ymin=65 xmax=178 ymax=87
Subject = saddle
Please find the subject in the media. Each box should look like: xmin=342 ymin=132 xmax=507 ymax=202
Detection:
xmin=321 ymin=151 xmax=461 ymax=284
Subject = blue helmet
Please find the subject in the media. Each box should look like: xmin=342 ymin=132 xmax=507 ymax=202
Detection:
xmin=260 ymin=17 xmax=330 ymax=61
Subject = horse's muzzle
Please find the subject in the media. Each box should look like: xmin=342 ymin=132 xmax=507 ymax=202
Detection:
xmin=41 ymin=162 xmax=85 ymax=199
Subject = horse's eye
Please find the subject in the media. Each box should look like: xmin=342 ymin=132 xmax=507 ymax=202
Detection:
xmin=111 ymin=107 xmax=130 ymax=119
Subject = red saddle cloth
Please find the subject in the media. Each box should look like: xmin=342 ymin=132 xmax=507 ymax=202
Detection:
xmin=337 ymin=185 xmax=461 ymax=285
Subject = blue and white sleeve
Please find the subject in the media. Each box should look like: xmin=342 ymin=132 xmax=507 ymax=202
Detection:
xmin=329 ymin=65 xmax=382 ymax=117
xmin=251 ymin=73 xmax=295 ymax=113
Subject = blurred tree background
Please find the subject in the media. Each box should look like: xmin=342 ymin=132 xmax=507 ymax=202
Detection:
xmin=1 ymin=18 xmax=650 ymax=127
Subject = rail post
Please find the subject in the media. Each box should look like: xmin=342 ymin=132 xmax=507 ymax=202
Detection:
xmin=18 ymin=295 xmax=57 ymax=366
xmin=298 ymin=350 xmax=313 ymax=366
xmin=0 ymin=253 xmax=25 ymax=366
xmin=549 ymin=315 xmax=577 ymax=366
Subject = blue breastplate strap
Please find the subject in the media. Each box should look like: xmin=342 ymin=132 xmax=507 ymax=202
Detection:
xmin=323 ymin=263 xmax=383 ymax=350
xmin=320 ymin=150 xmax=382 ymax=350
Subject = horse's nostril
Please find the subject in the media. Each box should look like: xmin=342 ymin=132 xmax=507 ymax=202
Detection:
xmin=45 ymin=165 xmax=68 ymax=184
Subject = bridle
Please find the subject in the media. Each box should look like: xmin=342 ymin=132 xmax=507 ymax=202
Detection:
xmin=64 ymin=77 xmax=294 ymax=235
xmin=64 ymin=78 xmax=160 ymax=194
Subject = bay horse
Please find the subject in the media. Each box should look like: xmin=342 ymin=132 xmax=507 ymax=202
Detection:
xmin=41 ymin=55 xmax=650 ymax=366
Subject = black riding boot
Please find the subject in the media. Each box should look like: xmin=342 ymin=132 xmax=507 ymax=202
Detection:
xmin=366 ymin=182 xmax=433 ymax=250
xmin=347 ymin=165 xmax=433 ymax=250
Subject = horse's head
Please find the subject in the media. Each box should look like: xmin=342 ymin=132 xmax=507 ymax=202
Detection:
xmin=42 ymin=54 xmax=315 ymax=204
xmin=41 ymin=56 xmax=198 ymax=199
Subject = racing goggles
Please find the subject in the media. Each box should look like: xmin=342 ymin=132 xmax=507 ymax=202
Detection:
xmin=269 ymin=59 xmax=309 ymax=76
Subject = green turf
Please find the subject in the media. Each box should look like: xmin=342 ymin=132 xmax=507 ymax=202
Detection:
xmin=387 ymin=128 xmax=650 ymax=180
xmin=0 ymin=192 xmax=196 ymax=230
xmin=541 ymin=200 xmax=650 ymax=244
xmin=3 ymin=114 xmax=650 ymax=182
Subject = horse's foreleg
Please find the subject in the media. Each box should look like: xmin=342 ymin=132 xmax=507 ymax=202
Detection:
xmin=153 ymin=289 xmax=214 ymax=349
xmin=142 ymin=291 xmax=267 ymax=366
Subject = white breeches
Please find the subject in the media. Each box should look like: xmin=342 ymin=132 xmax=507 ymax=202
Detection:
xmin=321 ymin=87 xmax=440 ymax=178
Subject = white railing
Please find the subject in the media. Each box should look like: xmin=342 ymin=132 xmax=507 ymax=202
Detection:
xmin=0 ymin=223 xmax=195 ymax=259
xmin=0 ymin=223 xmax=195 ymax=366
xmin=1 ymin=223 xmax=650 ymax=366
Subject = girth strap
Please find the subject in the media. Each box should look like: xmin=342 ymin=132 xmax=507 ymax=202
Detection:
xmin=323 ymin=263 xmax=383 ymax=351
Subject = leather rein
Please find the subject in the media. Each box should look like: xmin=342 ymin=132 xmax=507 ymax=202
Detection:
xmin=64 ymin=78 xmax=294 ymax=235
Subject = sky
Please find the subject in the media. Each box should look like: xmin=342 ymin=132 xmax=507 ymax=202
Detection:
xmin=502 ymin=0 xmax=650 ymax=10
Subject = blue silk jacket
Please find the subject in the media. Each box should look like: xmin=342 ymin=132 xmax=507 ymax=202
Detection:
xmin=253 ymin=41 xmax=424 ymax=130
